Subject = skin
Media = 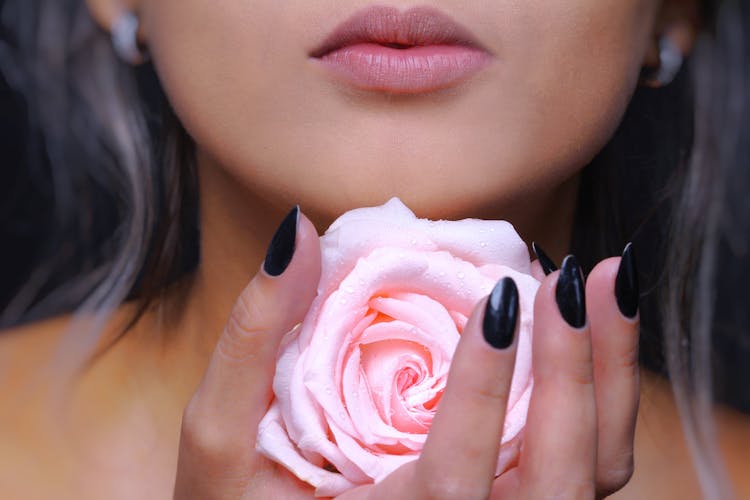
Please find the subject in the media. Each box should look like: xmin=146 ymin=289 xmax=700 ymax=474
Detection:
xmin=3 ymin=0 xmax=748 ymax=498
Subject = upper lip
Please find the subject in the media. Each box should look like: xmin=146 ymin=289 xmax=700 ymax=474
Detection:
xmin=309 ymin=5 xmax=490 ymax=58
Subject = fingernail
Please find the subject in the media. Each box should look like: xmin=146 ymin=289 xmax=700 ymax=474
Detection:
xmin=615 ymin=242 xmax=639 ymax=318
xmin=483 ymin=277 xmax=519 ymax=349
xmin=556 ymin=255 xmax=587 ymax=328
xmin=532 ymin=242 xmax=558 ymax=275
xmin=263 ymin=206 xmax=299 ymax=277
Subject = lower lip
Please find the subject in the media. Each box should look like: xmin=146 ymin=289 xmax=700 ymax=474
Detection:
xmin=314 ymin=43 xmax=492 ymax=94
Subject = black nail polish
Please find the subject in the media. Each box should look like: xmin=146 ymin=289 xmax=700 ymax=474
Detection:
xmin=556 ymin=255 xmax=587 ymax=328
xmin=483 ymin=277 xmax=519 ymax=349
xmin=263 ymin=206 xmax=299 ymax=277
xmin=615 ymin=243 xmax=640 ymax=319
xmin=532 ymin=242 xmax=558 ymax=276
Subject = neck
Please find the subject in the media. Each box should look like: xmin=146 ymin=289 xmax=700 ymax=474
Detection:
xmin=130 ymin=151 xmax=580 ymax=402
xmin=177 ymin=150 xmax=293 ymax=357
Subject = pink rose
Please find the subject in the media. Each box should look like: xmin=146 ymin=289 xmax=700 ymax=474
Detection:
xmin=257 ymin=198 xmax=539 ymax=497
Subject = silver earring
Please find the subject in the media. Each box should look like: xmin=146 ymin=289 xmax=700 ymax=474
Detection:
xmin=653 ymin=36 xmax=683 ymax=87
xmin=112 ymin=12 xmax=147 ymax=65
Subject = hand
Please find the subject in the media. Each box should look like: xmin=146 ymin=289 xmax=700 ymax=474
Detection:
xmin=173 ymin=208 xmax=639 ymax=499
xmin=337 ymin=253 xmax=639 ymax=499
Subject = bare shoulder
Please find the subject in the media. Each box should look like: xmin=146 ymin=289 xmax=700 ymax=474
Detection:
xmin=0 ymin=306 xmax=140 ymax=386
xmin=613 ymin=371 xmax=750 ymax=499
xmin=0 ymin=315 xmax=74 ymax=392
xmin=0 ymin=315 xmax=79 ymax=497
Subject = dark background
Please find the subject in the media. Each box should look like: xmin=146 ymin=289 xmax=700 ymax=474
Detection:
xmin=1 ymin=39 xmax=43 ymax=311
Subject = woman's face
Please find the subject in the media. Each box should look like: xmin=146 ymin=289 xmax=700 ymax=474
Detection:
xmin=138 ymin=0 xmax=660 ymax=220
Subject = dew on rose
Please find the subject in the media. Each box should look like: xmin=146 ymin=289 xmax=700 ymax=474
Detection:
xmin=256 ymin=198 xmax=537 ymax=497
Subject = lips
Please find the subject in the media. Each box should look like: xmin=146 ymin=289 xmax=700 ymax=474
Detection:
xmin=309 ymin=6 xmax=493 ymax=94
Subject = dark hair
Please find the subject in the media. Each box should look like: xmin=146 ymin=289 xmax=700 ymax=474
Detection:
xmin=0 ymin=0 xmax=199 ymax=337
xmin=664 ymin=0 xmax=749 ymax=496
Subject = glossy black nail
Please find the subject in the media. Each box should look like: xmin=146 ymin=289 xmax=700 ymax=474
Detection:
xmin=556 ymin=255 xmax=587 ymax=328
xmin=263 ymin=206 xmax=299 ymax=277
xmin=615 ymin=243 xmax=640 ymax=318
xmin=483 ymin=277 xmax=519 ymax=349
xmin=532 ymin=242 xmax=558 ymax=276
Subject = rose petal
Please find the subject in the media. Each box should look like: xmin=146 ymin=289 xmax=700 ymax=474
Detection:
xmin=319 ymin=198 xmax=531 ymax=296
xmin=257 ymin=404 xmax=358 ymax=497
xmin=258 ymin=198 xmax=540 ymax=494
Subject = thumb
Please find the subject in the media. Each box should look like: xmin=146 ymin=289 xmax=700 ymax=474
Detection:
xmin=176 ymin=207 xmax=321 ymax=493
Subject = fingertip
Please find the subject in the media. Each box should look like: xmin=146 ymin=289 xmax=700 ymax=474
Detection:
xmin=530 ymin=260 xmax=547 ymax=282
xmin=263 ymin=206 xmax=300 ymax=277
xmin=586 ymin=257 xmax=621 ymax=289
xmin=587 ymin=256 xmax=639 ymax=324
xmin=262 ymin=208 xmax=320 ymax=279
xmin=530 ymin=265 xmax=593 ymax=384
xmin=293 ymin=212 xmax=323 ymax=269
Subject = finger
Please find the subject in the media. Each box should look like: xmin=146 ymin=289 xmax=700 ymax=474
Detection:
xmin=520 ymin=255 xmax=597 ymax=498
xmin=531 ymin=260 xmax=547 ymax=282
xmin=587 ymin=246 xmax=639 ymax=495
xmin=413 ymin=277 xmax=520 ymax=500
xmin=175 ymin=207 xmax=321 ymax=490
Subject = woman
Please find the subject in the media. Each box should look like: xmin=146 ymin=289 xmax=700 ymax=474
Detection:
xmin=0 ymin=0 xmax=744 ymax=498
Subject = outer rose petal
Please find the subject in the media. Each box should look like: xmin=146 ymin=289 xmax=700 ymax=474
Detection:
xmin=257 ymin=404 xmax=358 ymax=497
xmin=319 ymin=198 xmax=531 ymax=296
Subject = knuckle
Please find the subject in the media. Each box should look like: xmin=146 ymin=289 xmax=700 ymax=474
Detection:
xmin=219 ymin=295 xmax=270 ymax=362
xmin=468 ymin=383 xmax=511 ymax=408
xmin=615 ymin=340 xmax=640 ymax=373
xmin=415 ymin=459 xmax=490 ymax=500
xmin=232 ymin=289 xmax=266 ymax=334
xmin=565 ymin=356 xmax=595 ymax=387
xmin=421 ymin=475 xmax=490 ymax=500
xmin=459 ymin=369 xmax=512 ymax=408
xmin=597 ymin=453 xmax=635 ymax=495
xmin=180 ymin=398 xmax=241 ymax=465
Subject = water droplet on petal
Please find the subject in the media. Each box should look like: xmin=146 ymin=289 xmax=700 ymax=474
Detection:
xmin=340 ymin=298 xmax=348 ymax=305
xmin=411 ymin=239 xmax=417 ymax=246
xmin=457 ymin=272 xmax=465 ymax=280
xmin=480 ymin=241 xmax=487 ymax=248
xmin=345 ymin=285 xmax=355 ymax=294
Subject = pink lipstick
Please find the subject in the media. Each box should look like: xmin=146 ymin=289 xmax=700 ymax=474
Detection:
xmin=310 ymin=6 xmax=493 ymax=94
